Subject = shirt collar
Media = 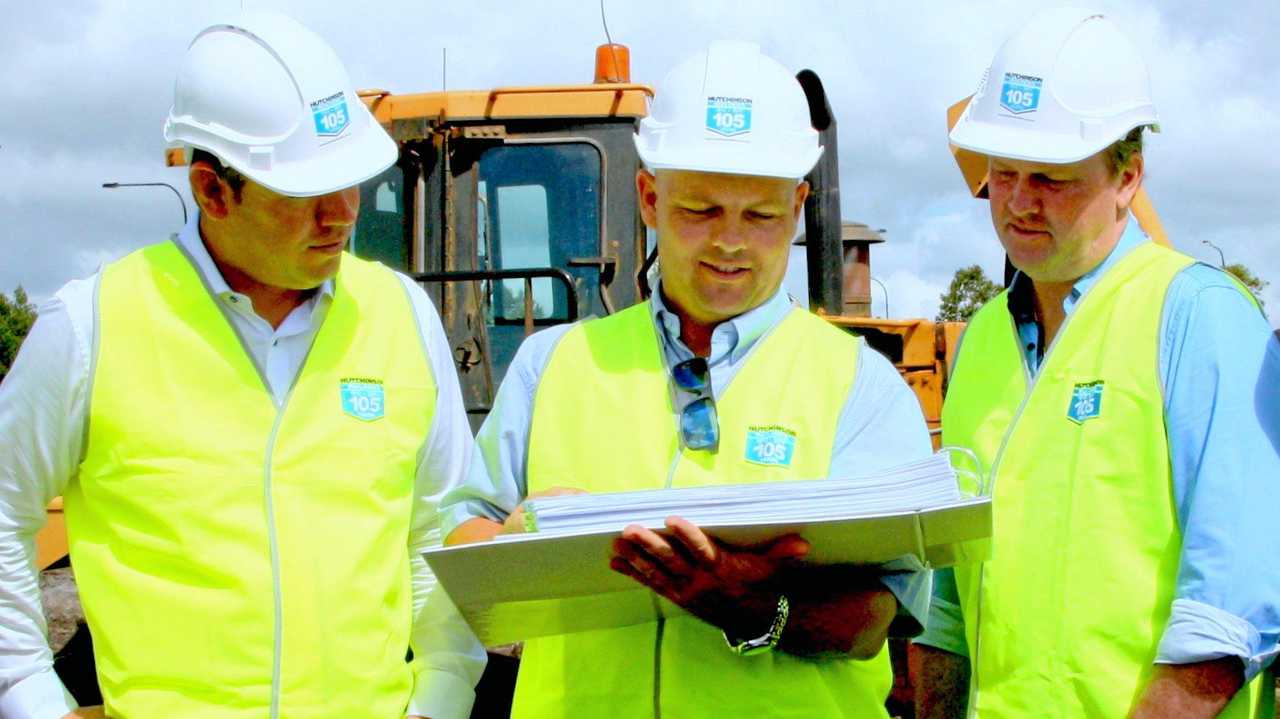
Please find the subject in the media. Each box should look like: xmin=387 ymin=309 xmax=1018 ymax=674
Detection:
xmin=174 ymin=211 xmax=337 ymax=301
xmin=649 ymin=282 xmax=794 ymax=365
xmin=1008 ymin=215 xmax=1148 ymax=322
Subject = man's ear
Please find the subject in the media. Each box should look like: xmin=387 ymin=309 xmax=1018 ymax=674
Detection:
xmin=793 ymin=180 xmax=810 ymax=220
xmin=189 ymin=161 xmax=231 ymax=220
xmin=1116 ymin=152 xmax=1144 ymax=214
xmin=636 ymin=169 xmax=659 ymax=230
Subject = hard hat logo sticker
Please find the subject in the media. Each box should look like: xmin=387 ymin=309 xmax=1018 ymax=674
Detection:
xmin=340 ymin=378 xmax=385 ymax=421
xmin=311 ymin=92 xmax=350 ymax=137
xmin=999 ymin=73 xmax=1042 ymax=115
xmin=706 ymin=96 xmax=753 ymax=137
xmin=1067 ymin=381 xmax=1104 ymax=424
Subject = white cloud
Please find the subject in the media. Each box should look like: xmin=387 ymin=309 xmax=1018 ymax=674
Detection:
xmin=2 ymin=0 xmax=1277 ymax=328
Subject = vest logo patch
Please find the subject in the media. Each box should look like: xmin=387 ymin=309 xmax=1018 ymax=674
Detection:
xmin=745 ymin=426 xmax=796 ymax=467
xmin=1067 ymin=381 xmax=1104 ymax=424
xmin=340 ymin=378 xmax=385 ymax=421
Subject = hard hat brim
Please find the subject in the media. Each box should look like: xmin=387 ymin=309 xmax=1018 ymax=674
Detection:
xmin=635 ymin=134 xmax=823 ymax=181
xmin=229 ymin=107 xmax=398 ymax=198
xmin=949 ymin=115 xmax=1116 ymax=166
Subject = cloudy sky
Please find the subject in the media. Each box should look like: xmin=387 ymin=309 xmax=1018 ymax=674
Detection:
xmin=3 ymin=1 xmax=1277 ymax=324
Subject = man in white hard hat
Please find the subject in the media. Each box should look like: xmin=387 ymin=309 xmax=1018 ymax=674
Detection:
xmin=0 ymin=11 xmax=484 ymax=719
xmin=439 ymin=42 xmax=934 ymax=718
xmin=913 ymin=8 xmax=1280 ymax=719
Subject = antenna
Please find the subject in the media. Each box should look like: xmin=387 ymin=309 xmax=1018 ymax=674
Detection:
xmin=442 ymin=48 xmax=447 ymax=91
xmin=599 ymin=0 xmax=623 ymax=82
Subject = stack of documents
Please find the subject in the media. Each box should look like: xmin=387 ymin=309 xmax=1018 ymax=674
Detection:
xmin=425 ymin=453 xmax=991 ymax=645
xmin=519 ymin=453 xmax=964 ymax=538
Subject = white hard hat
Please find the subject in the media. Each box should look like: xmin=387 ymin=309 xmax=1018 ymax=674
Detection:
xmin=635 ymin=41 xmax=822 ymax=180
xmin=163 ymin=10 xmax=396 ymax=197
xmin=949 ymin=7 xmax=1158 ymax=164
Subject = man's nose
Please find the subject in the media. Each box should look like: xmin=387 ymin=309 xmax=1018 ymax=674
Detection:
xmin=1006 ymin=175 xmax=1040 ymax=216
xmin=317 ymin=187 xmax=360 ymax=227
xmin=709 ymin=215 xmax=748 ymax=253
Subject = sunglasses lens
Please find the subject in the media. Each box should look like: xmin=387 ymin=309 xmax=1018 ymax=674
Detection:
xmin=672 ymin=358 xmax=709 ymax=392
xmin=680 ymin=397 xmax=719 ymax=450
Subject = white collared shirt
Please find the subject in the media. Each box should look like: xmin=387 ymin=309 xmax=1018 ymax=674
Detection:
xmin=0 ymin=215 xmax=485 ymax=719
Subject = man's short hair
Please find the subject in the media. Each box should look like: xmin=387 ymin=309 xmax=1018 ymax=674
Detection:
xmin=1105 ymin=126 xmax=1146 ymax=176
xmin=191 ymin=148 xmax=246 ymax=203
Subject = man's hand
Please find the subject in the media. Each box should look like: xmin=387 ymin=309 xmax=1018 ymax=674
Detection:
xmin=609 ymin=515 xmax=809 ymax=634
xmin=610 ymin=516 xmax=898 ymax=659
xmin=62 ymin=708 xmax=106 ymax=719
xmin=445 ymin=487 xmax=587 ymax=545
xmin=500 ymin=486 xmax=587 ymax=535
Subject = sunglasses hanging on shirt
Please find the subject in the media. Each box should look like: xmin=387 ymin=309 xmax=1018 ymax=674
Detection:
xmin=671 ymin=357 xmax=719 ymax=452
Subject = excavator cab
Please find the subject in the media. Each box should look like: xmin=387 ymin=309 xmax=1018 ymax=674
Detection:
xmin=351 ymin=77 xmax=649 ymax=430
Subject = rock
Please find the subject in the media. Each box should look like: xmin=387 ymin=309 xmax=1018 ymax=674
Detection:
xmin=39 ymin=567 xmax=85 ymax=653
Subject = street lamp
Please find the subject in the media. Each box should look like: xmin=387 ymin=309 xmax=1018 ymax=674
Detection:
xmin=870 ymin=276 xmax=890 ymax=318
xmin=1201 ymin=240 xmax=1226 ymax=268
xmin=102 ymin=182 xmax=189 ymax=225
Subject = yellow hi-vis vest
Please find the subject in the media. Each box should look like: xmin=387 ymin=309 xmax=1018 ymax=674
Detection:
xmin=66 ymin=241 xmax=437 ymax=719
xmin=513 ymin=301 xmax=892 ymax=719
xmin=944 ymin=242 xmax=1272 ymax=718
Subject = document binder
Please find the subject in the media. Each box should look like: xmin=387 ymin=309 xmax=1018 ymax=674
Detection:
xmin=425 ymin=453 xmax=991 ymax=645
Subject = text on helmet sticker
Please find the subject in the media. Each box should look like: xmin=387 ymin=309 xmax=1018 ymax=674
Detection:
xmin=311 ymin=92 xmax=350 ymax=137
xmin=1000 ymin=73 xmax=1042 ymax=115
xmin=706 ymin=96 xmax=753 ymax=137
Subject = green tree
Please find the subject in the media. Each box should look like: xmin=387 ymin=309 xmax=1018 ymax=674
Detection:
xmin=0 ymin=287 xmax=38 ymax=381
xmin=499 ymin=281 xmax=547 ymax=320
xmin=1223 ymin=263 xmax=1268 ymax=308
xmin=937 ymin=265 xmax=1001 ymax=322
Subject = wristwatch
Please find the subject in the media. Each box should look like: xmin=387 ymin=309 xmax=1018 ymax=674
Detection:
xmin=722 ymin=595 xmax=790 ymax=656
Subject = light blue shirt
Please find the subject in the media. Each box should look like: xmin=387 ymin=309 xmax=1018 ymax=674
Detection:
xmin=441 ymin=285 xmax=937 ymax=635
xmin=917 ymin=219 xmax=1280 ymax=681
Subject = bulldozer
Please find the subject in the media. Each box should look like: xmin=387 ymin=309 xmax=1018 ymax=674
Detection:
xmin=34 ymin=41 xmax=1172 ymax=718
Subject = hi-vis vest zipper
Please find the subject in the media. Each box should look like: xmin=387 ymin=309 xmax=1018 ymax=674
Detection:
xmin=516 ymin=301 xmax=891 ymax=719
xmin=67 ymin=241 xmax=437 ymax=719
xmin=945 ymin=242 xmax=1272 ymax=718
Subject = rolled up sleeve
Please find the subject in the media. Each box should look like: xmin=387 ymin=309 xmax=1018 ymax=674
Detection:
xmin=913 ymin=567 xmax=969 ymax=657
xmin=1157 ymin=269 xmax=1280 ymax=681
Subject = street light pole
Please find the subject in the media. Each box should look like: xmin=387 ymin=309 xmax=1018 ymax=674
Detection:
xmin=1201 ymin=239 xmax=1226 ymax=268
xmin=102 ymin=182 xmax=189 ymax=225
xmin=870 ymin=276 xmax=890 ymax=318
